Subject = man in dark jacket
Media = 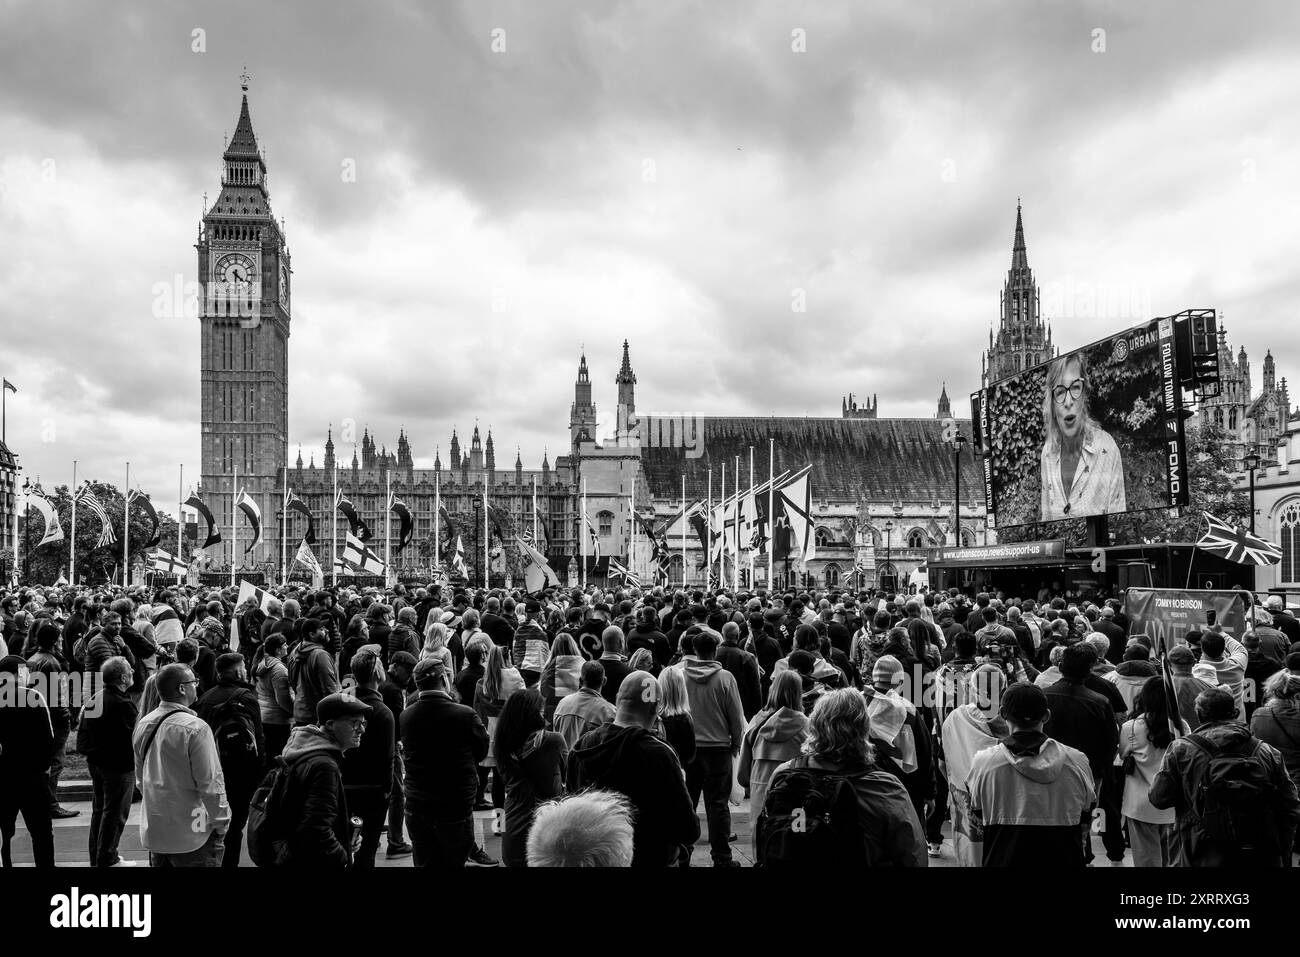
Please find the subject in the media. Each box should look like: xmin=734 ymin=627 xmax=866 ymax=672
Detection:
xmin=479 ymin=596 xmax=515 ymax=649
xmin=597 ymin=627 xmax=633 ymax=705
xmin=745 ymin=612 xmax=782 ymax=702
xmin=194 ymin=652 xmax=265 ymax=867
xmin=400 ymin=656 xmax=490 ymax=866
xmin=342 ymin=650 xmax=394 ymax=868
xmin=0 ymin=655 xmax=55 ymax=867
xmin=76 ymin=655 xmax=138 ymax=866
xmin=278 ymin=692 xmax=370 ymax=868
xmin=1243 ymin=633 xmax=1283 ymax=722
xmin=1150 ymin=686 xmax=1300 ymax=867
xmin=381 ymin=651 xmax=416 ymax=857
xmin=626 ymin=606 xmax=671 ymax=673
xmin=288 ymin=618 xmax=341 ymax=726
xmin=716 ymin=621 xmax=762 ymax=720
xmin=84 ymin=612 xmax=133 ymax=683
xmin=1267 ymin=595 xmax=1300 ymax=646
xmin=570 ymin=671 xmax=700 ymax=866
xmin=1043 ymin=643 xmax=1120 ymax=864
xmin=387 ymin=607 xmax=422 ymax=666
xmin=1093 ymin=606 xmax=1126 ymax=665
xmin=27 ymin=622 xmax=78 ymax=819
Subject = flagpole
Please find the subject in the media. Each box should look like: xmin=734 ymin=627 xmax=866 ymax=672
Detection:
xmin=231 ymin=461 xmax=238 ymax=587
xmin=734 ymin=454 xmax=741 ymax=592
xmin=629 ymin=475 xmax=636 ymax=584
xmin=482 ymin=484 xmax=489 ymax=590
xmin=331 ymin=464 xmax=338 ymax=587
xmin=532 ymin=474 xmax=537 ymax=546
xmin=122 ymin=462 xmax=130 ymax=589
xmin=177 ymin=464 xmax=184 ymax=562
xmin=719 ymin=462 xmax=726 ymax=590
xmin=680 ymin=475 xmax=686 ymax=589
xmin=581 ymin=476 xmax=587 ymax=591
xmin=748 ymin=445 xmax=755 ymax=590
xmin=69 ymin=461 xmax=77 ymax=584
xmin=768 ymin=438 xmax=774 ymax=591
xmin=281 ymin=468 xmax=289 ymax=587
xmin=706 ymin=469 xmax=712 ymax=589
xmin=434 ymin=466 xmax=441 ymax=573
xmin=385 ymin=470 xmax=393 ymax=588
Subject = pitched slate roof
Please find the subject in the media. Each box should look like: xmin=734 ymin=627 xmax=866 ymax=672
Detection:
xmin=638 ymin=416 xmax=983 ymax=505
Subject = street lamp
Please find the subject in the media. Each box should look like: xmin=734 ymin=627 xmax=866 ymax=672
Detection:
xmin=954 ymin=432 xmax=968 ymax=547
xmin=1243 ymin=452 xmax=1261 ymax=534
xmin=472 ymin=496 xmax=483 ymax=587
xmin=883 ymin=519 xmax=894 ymax=592
xmin=21 ymin=477 xmax=30 ymax=584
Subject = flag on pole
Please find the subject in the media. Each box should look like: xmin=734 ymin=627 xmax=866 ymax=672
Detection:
xmin=336 ymin=491 xmax=373 ymax=542
xmin=450 ymin=534 xmax=469 ymax=579
xmin=389 ymin=493 xmax=413 ymax=552
xmin=341 ymin=531 xmax=386 ymax=576
xmin=293 ymin=538 xmax=323 ymax=576
xmin=1195 ymin=512 xmax=1282 ymax=565
xmin=516 ymin=536 xmax=559 ymax=592
xmin=2 ymin=379 xmax=14 ymax=394
xmin=609 ymin=557 xmax=641 ymax=588
xmin=533 ymin=504 xmax=549 ymax=550
xmin=76 ymin=487 xmax=117 ymax=548
xmin=584 ymin=513 xmax=602 ymax=562
xmin=236 ymin=578 xmax=275 ymax=614
xmin=185 ymin=494 xmax=222 ymax=549
xmin=774 ymin=465 xmax=814 ymax=562
xmin=235 ymin=489 xmax=263 ymax=554
xmin=27 ymin=488 xmax=65 ymax=547
xmin=129 ymin=487 xmax=162 ymax=548
xmin=148 ymin=548 xmax=188 ymax=575
xmin=286 ymin=491 xmax=316 ymax=544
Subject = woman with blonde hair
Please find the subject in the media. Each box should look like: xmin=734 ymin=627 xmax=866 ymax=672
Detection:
xmin=474 ymin=643 xmax=526 ymax=809
xmin=628 ymin=648 xmax=655 ymax=674
xmin=759 ymin=687 xmax=926 ymax=866
xmin=1038 ymin=352 xmax=1126 ymax=521
xmin=656 ymin=666 xmax=695 ymax=770
xmin=738 ymin=670 xmax=809 ymax=859
xmin=540 ymin=633 xmax=584 ymax=727
xmin=420 ymin=619 xmax=455 ymax=678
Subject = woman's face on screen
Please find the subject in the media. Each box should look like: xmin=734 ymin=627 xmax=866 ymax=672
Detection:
xmin=1051 ymin=359 xmax=1085 ymax=439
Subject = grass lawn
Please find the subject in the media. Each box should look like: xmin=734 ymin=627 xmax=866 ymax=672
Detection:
xmin=63 ymin=749 xmax=88 ymax=780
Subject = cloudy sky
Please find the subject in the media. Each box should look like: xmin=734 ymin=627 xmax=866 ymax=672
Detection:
xmin=2 ymin=0 xmax=1298 ymax=503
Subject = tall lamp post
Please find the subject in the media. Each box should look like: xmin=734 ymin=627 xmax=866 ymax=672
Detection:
xmin=883 ymin=519 xmax=894 ymax=592
xmin=1243 ymin=452 xmax=1261 ymax=534
xmin=21 ymin=477 xmax=31 ymax=585
xmin=472 ymin=496 xmax=483 ymax=588
xmin=954 ymin=432 xmax=968 ymax=547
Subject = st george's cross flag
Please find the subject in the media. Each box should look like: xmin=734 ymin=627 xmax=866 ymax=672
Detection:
xmin=342 ymin=531 xmax=386 ymax=576
xmin=149 ymin=548 xmax=189 ymax=576
xmin=1195 ymin=512 xmax=1282 ymax=565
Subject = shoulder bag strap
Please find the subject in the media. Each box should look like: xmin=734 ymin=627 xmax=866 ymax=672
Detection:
xmin=140 ymin=710 xmax=183 ymax=761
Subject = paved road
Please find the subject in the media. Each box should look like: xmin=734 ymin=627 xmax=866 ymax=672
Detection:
xmin=4 ymin=797 xmax=1137 ymax=867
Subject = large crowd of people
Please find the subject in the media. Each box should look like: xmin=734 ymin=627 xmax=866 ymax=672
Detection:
xmin=1 ymin=579 xmax=1298 ymax=868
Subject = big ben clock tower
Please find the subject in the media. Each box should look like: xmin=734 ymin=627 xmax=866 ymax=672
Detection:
xmin=197 ymin=73 xmax=291 ymax=571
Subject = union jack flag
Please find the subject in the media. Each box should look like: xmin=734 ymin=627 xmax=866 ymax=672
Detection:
xmin=1195 ymin=512 xmax=1282 ymax=566
xmin=609 ymin=557 xmax=640 ymax=588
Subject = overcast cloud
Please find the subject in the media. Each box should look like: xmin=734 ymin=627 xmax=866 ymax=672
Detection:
xmin=2 ymin=0 xmax=1298 ymax=503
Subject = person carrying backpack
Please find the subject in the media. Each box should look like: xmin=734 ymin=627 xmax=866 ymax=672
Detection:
xmin=756 ymin=687 xmax=926 ymax=868
xmin=248 ymin=692 xmax=370 ymax=869
xmin=195 ymin=652 xmax=265 ymax=868
xmin=287 ymin=617 xmax=341 ymax=726
xmin=1150 ymin=686 xmax=1300 ymax=867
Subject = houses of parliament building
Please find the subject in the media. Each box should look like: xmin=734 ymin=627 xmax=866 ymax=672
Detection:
xmin=197 ymin=85 xmax=1292 ymax=588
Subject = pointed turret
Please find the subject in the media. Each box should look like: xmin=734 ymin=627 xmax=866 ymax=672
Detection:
xmin=485 ymin=429 xmax=496 ymax=473
xmin=295 ymin=446 xmax=303 ymax=470
xmin=449 ymin=427 xmax=460 ymax=467
xmin=1011 ymin=200 xmax=1028 ymax=273
xmin=936 ymin=382 xmax=951 ymax=419
xmin=434 ymin=444 xmax=442 ymax=472
xmin=324 ymin=425 xmax=335 ymax=472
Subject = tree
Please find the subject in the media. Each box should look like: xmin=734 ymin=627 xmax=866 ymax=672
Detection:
xmin=18 ymin=482 xmax=180 ymax=586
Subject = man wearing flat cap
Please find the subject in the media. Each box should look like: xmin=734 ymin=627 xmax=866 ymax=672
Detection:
xmin=277 ymin=691 xmax=371 ymax=868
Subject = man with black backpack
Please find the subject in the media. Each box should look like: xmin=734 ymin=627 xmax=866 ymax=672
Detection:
xmin=1150 ymin=686 xmax=1300 ymax=867
xmin=195 ymin=652 xmax=265 ymax=868
xmin=288 ymin=616 xmax=341 ymax=726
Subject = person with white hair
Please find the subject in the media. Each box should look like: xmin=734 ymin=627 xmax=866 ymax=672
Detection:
xmin=1266 ymin=594 xmax=1300 ymax=646
xmin=526 ymin=790 xmax=635 ymax=867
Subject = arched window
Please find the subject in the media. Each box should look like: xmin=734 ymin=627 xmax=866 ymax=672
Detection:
xmin=824 ymin=563 xmax=842 ymax=587
xmin=1013 ymin=354 xmax=1022 ymax=372
xmin=907 ymin=528 xmax=927 ymax=549
xmin=814 ymin=526 xmax=835 ymax=547
xmin=1281 ymin=501 xmax=1300 ymax=585
xmin=960 ymin=527 xmax=975 ymax=547
xmin=597 ymin=510 xmax=613 ymax=536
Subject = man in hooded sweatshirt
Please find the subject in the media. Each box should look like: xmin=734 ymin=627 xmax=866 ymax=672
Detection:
xmin=552 ymin=661 xmax=615 ymax=750
xmin=866 ymin=655 xmax=933 ymax=828
xmin=1104 ymin=643 xmax=1159 ymax=715
xmin=194 ymin=652 xmax=265 ymax=867
xmin=681 ymin=628 xmax=746 ymax=867
xmin=287 ymin=617 xmax=341 ymax=726
xmin=966 ymin=682 xmax=1095 ymax=867
xmin=569 ymin=671 xmax=700 ymax=866
xmin=278 ymin=692 xmax=371 ymax=868
xmin=626 ymin=605 xmax=672 ymax=673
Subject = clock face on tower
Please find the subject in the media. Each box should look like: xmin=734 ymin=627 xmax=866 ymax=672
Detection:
xmin=214 ymin=253 xmax=256 ymax=293
xmin=279 ymin=264 xmax=289 ymax=307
